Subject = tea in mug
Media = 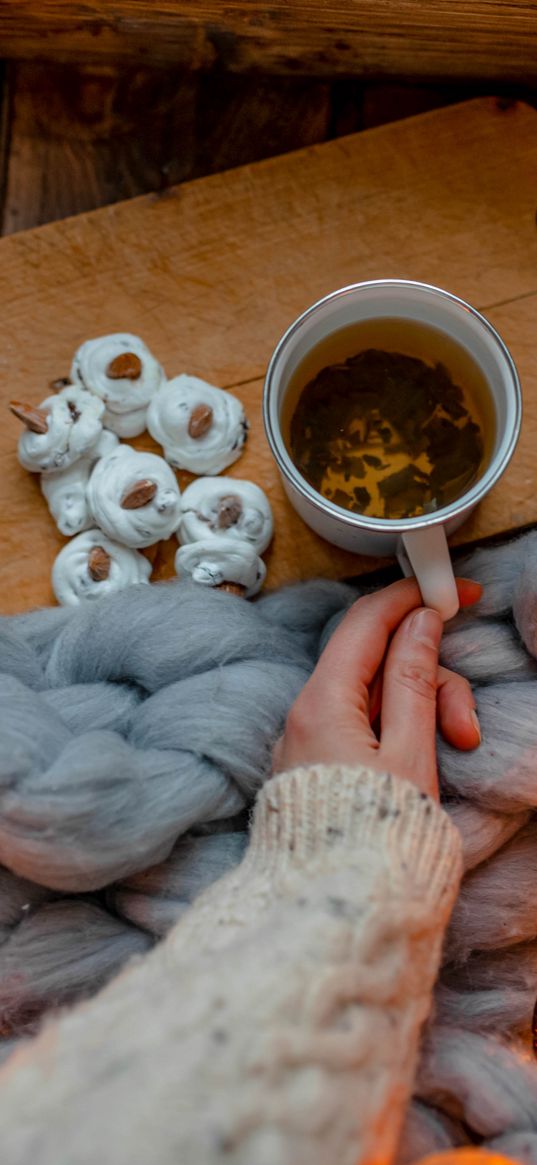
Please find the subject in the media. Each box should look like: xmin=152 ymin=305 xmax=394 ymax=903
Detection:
xmin=286 ymin=317 xmax=494 ymax=521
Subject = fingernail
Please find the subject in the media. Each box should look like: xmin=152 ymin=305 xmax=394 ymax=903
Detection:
xmin=456 ymin=577 xmax=483 ymax=603
xmin=410 ymin=608 xmax=443 ymax=649
xmin=469 ymin=708 xmax=481 ymax=743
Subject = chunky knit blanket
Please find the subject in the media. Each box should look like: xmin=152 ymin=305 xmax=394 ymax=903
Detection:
xmin=1 ymin=533 xmax=537 ymax=1162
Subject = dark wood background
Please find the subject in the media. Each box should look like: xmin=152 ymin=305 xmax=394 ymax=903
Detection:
xmin=0 ymin=2 xmax=536 ymax=234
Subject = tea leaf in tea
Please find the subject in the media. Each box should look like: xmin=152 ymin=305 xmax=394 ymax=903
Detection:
xmin=290 ymin=347 xmax=485 ymax=520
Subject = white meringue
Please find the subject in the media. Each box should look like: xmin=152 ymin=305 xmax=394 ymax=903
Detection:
xmin=41 ymin=458 xmax=93 ymax=537
xmin=17 ymin=385 xmax=105 ymax=474
xmin=179 ymin=477 xmax=273 ymax=555
xmin=174 ymin=537 xmax=266 ymax=597
xmin=52 ymin=528 xmax=152 ymax=607
xmin=91 ymin=430 xmax=121 ymax=459
xmin=87 ymin=445 xmax=182 ymax=548
xmin=71 ymin=333 xmax=165 ymax=438
xmin=147 ymin=374 xmax=247 ymax=474
xmin=40 ymin=431 xmax=119 ymax=537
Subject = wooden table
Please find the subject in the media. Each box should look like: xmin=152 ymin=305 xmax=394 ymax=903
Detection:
xmin=1 ymin=96 xmax=537 ymax=615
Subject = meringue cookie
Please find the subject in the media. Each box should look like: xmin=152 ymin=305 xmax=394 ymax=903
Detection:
xmin=91 ymin=429 xmax=121 ymax=459
xmin=179 ymin=477 xmax=273 ymax=555
xmin=147 ymin=374 xmax=247 ymax=474
xmin=52 ymin=528 xmax=152 ymax=607
xmin=71 ymin=333 xmax=165 ymax=438
xmin=174 ymin=537 xmax=266 ymax=597
xmin=15 ymin=385 xmax=105 ymax=473
xmin=40 ymin=430 xmax=120 ymax=537
xmin=41 ymin=458 xmax=93 ymax=537
xmin=87 ymin=445 xmax=182 ymax=548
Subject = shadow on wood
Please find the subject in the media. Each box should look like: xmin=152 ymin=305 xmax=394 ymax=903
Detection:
xmin=0 ymin=61 xmax=332 ymax=233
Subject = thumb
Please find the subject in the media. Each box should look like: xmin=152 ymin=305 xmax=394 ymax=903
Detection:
xmin=379 ymin=607 xmax=443 ymax=798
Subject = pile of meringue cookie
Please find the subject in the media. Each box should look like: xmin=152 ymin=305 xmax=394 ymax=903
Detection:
xmin=11 ymin=333 xmax=274 ymax=606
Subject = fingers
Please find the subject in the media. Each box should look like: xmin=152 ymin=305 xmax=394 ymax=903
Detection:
xmin=437 ymin=665 xmax=481 ymax=750
xmin=274 ymin=575 xmax=483 ymax=783
xmin=457 ymin=578 xmax=483 ymax=608
xmin=379 ymin=607 xmax=443 ymax=797
xmin=368 ymin=667 xmax=384 ymax=727
xmin=310 ymin=577 xmax=428 ymax=702
xmin=310 ymin=576 xmax=482 ymax=708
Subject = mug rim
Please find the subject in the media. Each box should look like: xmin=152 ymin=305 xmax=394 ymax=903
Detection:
xmin=262 ymin=278 xmax=522 ymax=534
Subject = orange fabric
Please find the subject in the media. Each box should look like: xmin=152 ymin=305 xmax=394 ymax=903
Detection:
xmin=413 ymin=1151 xmax=521 ymax=1165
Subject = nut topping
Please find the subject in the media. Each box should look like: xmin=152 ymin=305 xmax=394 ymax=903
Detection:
xmin=49 ymin=376 xmax=71 ymax=391
xmin=188 ymin=403 xmax=213 ymax=439
xmin=106 ymin=352 xmax=143 ymax=380
xmin=216 ymin=582 xmax=247 ymax=597
xmin=88 ymin=545 xmax=112 ymax=582
xmin=216 ymin=495 xmax=243 ymax=529
xmin=120 ymin=479 xmax=158 ymax=509
xmin=9 ymin=401 xmax=49 ymax=434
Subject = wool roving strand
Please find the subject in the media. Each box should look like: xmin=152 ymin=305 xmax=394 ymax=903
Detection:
xmin=455 ymin=533 xmax=533 ymax=617
xmin=397 ymin=1100 xmax=468 ymax=1163
xmin=0 ymin=578 xmax=352 ymax=1037
xmin=108 ymin=832 xmax=249 ymax=937
xmin=0 ymin=898 xmax=152 ymax=1034
xmin=0 ymin=581 xmax=332 ymax=891
xmin=438 ymin=682 xmax=537 ymax=812
xmin=415 ymin=1026 xmax=537 ymax=1137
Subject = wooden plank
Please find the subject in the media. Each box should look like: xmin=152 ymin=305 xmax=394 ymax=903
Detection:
xmin=1 ymin=61 xmax=331 ymax=234
xmin=1 ymin=1 xmax=537 ymax=81
xmin=0 ymin=63 xmax=10 ymax=223
xmin=0 ymin=97 xmax=537 ymax=614
xmin=475 ymin=293 xmax=537 ymax=537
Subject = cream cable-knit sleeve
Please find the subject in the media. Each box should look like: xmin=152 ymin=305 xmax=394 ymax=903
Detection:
xmin=0 ymin=765 xmax=462 ymax=1165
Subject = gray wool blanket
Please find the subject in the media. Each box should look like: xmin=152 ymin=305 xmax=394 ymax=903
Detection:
xmin=2 ymin=534 xmax=537 ymax=1162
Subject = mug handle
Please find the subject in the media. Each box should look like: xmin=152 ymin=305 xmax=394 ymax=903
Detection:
xmin=397 ymin=526 xmax=459 ymax=621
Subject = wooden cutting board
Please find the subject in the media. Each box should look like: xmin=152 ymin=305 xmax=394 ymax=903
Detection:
xmin=1 ymin=96 xmax=537 ymax=615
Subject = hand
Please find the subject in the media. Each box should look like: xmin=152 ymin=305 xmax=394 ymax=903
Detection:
xmin=273 ymin=578 xmax=482 ymax=800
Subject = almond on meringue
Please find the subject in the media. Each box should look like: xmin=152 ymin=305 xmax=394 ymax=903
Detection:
xmin=52 ymin=528 xmax=152 ymax=606
xmin=71 ymin=333 xmax=165 ymax=438
xmin=178 ymin=477 xmax=273 ymax=555
xmin=12 ymin=384 xmax=105 ymax=474
xmin=87 ymin=445 xmax=182 ymax=548
xmin=147 ymin=374 xmax=247 ymax=475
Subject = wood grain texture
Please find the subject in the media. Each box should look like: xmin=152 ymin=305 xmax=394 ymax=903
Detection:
xmin=1 ymin=1 xmax=537 ymax=80
xmin=1 ymin=97 xmax=537 ymax=614
xmin=1 ymin=62 xmax=330 ymax=233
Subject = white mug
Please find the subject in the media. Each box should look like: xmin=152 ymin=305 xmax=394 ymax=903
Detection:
xmin=263 ymin=280 xmax=522 ymax=620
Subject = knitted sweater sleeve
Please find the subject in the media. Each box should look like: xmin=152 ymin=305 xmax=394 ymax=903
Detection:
xmin=0 ymin=765 xmax=462 ymax=1165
